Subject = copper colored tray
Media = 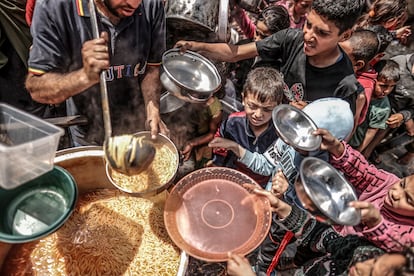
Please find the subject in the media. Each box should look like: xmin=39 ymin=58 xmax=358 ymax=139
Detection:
xmin=164 ymin=167 xmax=272 ymax=262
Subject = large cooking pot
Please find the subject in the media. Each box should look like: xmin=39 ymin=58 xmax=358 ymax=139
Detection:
xmin=165 ymin=0 xmax=228 ymax=41
xmin=0 ymin=146 xmax=188 ymax=275
xmin=160 ymin=49 xmax=222 ymax=104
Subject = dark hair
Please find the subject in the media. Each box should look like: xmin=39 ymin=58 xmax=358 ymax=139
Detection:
xmin=361 ymin=24 xmax=393 ymax=53
xmin=327 ymin=235 xmax=384 ymax=274
xmin=347 ymin=29 xmax=379 ymax=63
xmin=355 ymin=0 xmax=408 ymax=29
xmin=312 ymin=0 xmax=364 ymax=34
xmin=260 ymin=5 xmax=290 ymax=34
xmin=375 ymin=59 xmax=400 ymax=82
xmin=243 ymin=67 xmax=285 ymax=104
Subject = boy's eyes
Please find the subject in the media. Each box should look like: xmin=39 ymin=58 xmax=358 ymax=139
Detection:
xmin=246 ymin=103 xmax=274 ymax=112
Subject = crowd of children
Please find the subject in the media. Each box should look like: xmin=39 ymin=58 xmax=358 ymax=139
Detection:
xmin=171 ymin=0 xmax=414 ymax=275
xmin=2 ymin=0 xmax=414 ymax=275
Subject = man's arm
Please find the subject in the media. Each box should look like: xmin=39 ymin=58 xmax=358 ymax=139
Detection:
xmin=26 ymin=33 xmax=110 ymax=104
xmin=141 ymin=64 xmax=169 ymax=138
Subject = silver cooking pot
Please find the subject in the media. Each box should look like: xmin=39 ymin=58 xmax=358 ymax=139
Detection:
xmin=0 ymin=146 xmax=188 ymax=275
xmin=160 ymin=49 xmax=222 ymax=104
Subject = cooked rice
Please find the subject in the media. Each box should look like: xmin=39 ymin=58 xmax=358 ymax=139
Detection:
xmin=2 ymin=189 xmax=180 ymax=275
xmin=110 ymin=141 xmax=177 ymax=193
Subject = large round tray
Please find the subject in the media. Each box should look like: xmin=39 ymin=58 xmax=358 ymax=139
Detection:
xmin=164 ymin=167 xmax=272 ymax=262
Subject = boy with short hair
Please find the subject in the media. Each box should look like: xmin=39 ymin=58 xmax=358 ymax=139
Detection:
xmin=175 ymin=0 xmax=364 ymax=112
xmin=339 ymin=29 xmax=380 ymax=131
xmin=349 ymin=59 xmax=400 ymax=156
xmin=211 ymin=67 xmax=284 ymax=188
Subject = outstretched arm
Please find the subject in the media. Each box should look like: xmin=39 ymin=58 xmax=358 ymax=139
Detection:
xmin=174 ymin=40 xmax=258 ymax=63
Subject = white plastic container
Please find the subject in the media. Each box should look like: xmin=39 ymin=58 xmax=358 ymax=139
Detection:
xmin=0 ymin=103 xmax=64 ymax=189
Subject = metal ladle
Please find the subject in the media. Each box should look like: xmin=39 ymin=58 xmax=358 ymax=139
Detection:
xmin=89 ymin=0 xmax=155 ymax=175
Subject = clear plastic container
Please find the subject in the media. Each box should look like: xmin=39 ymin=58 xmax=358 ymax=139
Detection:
xmin=0 ymin=103 xmax=64 ymax=189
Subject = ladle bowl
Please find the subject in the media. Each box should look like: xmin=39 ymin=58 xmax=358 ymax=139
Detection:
xmin=104 ymin=134 xmax=156 ymax=175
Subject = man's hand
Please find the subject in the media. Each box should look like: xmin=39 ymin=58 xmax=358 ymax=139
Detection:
xmin=81 ymin=32 xmax=110 ymax=84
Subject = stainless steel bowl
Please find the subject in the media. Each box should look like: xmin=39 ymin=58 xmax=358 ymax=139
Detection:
xmin=295 ymin=157 xmax=361 ymax=226
xmin=106 ymin=131 xmax=180 ymax=197
xmin=272 ymin=104 xmax=321 ymax=151
xmin=160 ymin=49 xmax=222 ymax=103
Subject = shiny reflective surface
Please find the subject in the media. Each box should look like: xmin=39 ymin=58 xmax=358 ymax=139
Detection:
xmin=295 ymin=157 xmax=361 ymax=225
xmin=272 ymin=104 xmax=321 ymax=151
xmin=105 ymin=134 xmax=156 ymax=176
xmin=106 ymin=132 xmax=179 ymax=197
xmin=164 ymin=167 xmax=271 ymax=262
xmin=161 ymin=49 xmax=222 ymax=103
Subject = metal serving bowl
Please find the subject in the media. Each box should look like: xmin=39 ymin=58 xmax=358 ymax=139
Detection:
xmin=272 ymin=104 xmax=321 ymax=151
xmin=106 ymin=131 xmax=180 ymax=197
xmin=160 ymin=49 xmax=222 ymax=103
xmin=295 ymin=157 xmax=361 ymax=226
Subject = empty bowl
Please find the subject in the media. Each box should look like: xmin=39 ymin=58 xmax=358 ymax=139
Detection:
xmin=272 ymin=104 xmax=321 ymax=151
xmin=0 ymin=166 xmax=78 ymax=243
xmin=295 ymin=157 xmax=361 ymax=226
xmin=160 ymin=49 xmax=222 ymax=103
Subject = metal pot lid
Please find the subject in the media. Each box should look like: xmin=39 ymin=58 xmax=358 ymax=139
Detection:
xmin=161 ymin=49 xmax=222 ymax=94
xmin=164 ymin=167 xmax=271 ymax=262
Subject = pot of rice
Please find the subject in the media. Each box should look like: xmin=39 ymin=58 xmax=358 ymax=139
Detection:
xmin=0 ymin=146 xmax=187 ymax=275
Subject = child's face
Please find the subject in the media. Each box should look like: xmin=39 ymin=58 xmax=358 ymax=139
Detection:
xmin=303 ymin=10 xmax=345 ymax=58
xmin=373 ymin=78 xmax=396 ymax=99
xmin=243 ymin=93 xmax=278 ymax=128
xmin=383 ymin=176 xmax=414 ymax=217
xmin=294 ymin=0 xmax=312 ymax=17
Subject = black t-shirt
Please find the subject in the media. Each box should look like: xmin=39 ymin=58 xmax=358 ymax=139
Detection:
xmin=256 ymin=28 xmax=361 ymax=113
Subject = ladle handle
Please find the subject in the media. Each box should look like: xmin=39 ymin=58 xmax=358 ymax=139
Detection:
xmin=89 ymin=0 xmax=112 ymax=140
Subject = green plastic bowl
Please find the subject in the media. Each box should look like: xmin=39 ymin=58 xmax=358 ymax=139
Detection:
xmin=0 ymin=166 xmax=78 ymax=243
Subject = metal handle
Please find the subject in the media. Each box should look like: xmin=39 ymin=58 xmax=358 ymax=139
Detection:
xmin=89 ymin=0 xmax=112 ymax=140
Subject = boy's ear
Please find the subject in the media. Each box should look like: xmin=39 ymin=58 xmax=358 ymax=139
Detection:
xmin=339 ymin=29 xmax=352 ymax=42
xmin=354 ymin=60 xmax=365 ymax=72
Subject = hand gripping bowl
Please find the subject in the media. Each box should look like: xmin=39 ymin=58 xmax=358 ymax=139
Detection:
xmin=0 ymin=166 xmax=78 ymax=243
xmin=160 ymin=48 xmax=222 ymax=103
xmin=106 ymin=131 xmax=180 ymax=197
xmin=164 ymin=167 xmax=272 ymax=262
xmin=272 ymin=104 xmax=321 ymax=151
xmin=295 ymin=157 xmax=361 ymax=226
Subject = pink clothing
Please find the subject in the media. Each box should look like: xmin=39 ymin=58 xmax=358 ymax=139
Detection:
xmin=356 ymin=70 xmax=377 ymax=125
xmin=232 ymin=8 xmax=256 ymax=40
xmin=331 ymin=142 xmax=414 ymax=252
xmin=276 ymin=0 xmax=306 ymax=29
